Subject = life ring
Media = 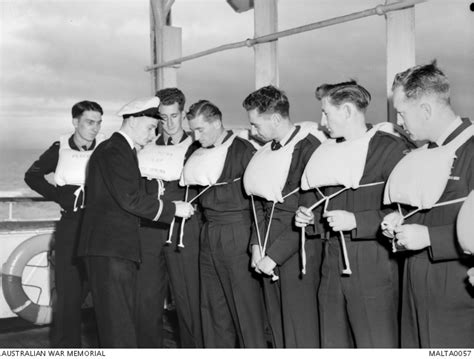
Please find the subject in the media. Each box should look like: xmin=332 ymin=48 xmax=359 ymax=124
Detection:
xmin=1 ymin=233 xmax=54 ymax=325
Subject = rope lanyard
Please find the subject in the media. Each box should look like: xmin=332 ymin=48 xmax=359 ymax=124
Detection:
xmin=390 ymin=196 xmax=468 ymax=253
xmin=301 ymin=181 xmax=385 ymax=276
xmin=251 ymin=187 xmax=300 ymax=281
xmin=166 ymin=178 xmax=241 ymax=247
xmin=72 ymin=185 xmax=85 ymax=212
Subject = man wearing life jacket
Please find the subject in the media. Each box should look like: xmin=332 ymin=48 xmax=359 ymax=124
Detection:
xmin=136 ymin=88 xmax=202 ymax=347
xmin=294 ymin=81 xmax=413 ymax=348
xmin=24 ymin=101 xmax=103 ymax=348
xmin=183 ymin=100 xmax=267 ymax=348
xmin=383 ymin=61 xmax=474 ymax=348
xmin=77 ymin=96 xmax=195 ymax=348
xmin=242 ymin=86 xmax=323 ymax=348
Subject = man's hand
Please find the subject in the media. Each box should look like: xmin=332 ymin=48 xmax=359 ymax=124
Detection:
xmin=381 ymin=211 xmax=404 ymax=239
xmin=251 ymin=244 xmax=262 ymax=272
xmin=323 ymin=210 xmax=356 ymax=232
xmin=394 ymin=224 xmax=430 ymax=251
xmin=173 ymin=201 xmax=195 ymax=219
xmin=255 ymin=255 xmax=277 ymax=276
xmin=295 ymin=206 xmax=315 ymax=228
xmin=467 ymin=268 xmax=474 ymax=286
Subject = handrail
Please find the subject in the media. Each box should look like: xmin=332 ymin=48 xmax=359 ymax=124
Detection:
xmin=0 ymin=196 xmax=50 ymax=203
xmin=0 ymin=196 xmax=59 ymax=222
xmin=145 ymin=0 xmax=428 ymax=71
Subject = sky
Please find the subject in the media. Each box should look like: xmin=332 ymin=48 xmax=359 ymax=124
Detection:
xmin=0 ymin=0 xmax=473 ymax=150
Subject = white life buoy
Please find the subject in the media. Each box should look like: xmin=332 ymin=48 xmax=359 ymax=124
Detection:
xmin=1 ymin=233 xmax=54 ymax=325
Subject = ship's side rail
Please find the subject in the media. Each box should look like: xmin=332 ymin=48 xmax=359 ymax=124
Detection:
xmin=0 ymin=196 xmax=59 ymax=233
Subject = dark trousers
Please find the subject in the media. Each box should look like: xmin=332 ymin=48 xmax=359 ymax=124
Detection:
xmin=318 ymin=239 xmax=399 ymax=348
xmin=402 ymin=253 xmax=474 ymax=348
xmin=85 ymin=256 xmax=138 ymax=348
xmin=135 ymin=238 xmax=168 ymax=348
xmin=163 ymin=222 xmax=202 ymax=348
xmin=200 ymin=218 xmax=267 ymax=348
xmin=262 ymin=239 xmax=321 ymax=348
xmin=51 ymin=215 xmax=85 ymax=348
xmin=137 ymin=219 xmax=202 ymax=348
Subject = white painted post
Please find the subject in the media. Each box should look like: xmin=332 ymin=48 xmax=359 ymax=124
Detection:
xmin=161 ymin=25 xmax=181 ymax=89
xmin=8 ymin=202 xmax=13 ymax=221
xmin=149 ymin=0 xmax=181 ymax=94
xmin=386 ymin=0 xmax=416 ymax=123
xmin=254 ymin=0 xmax=279 ymax=89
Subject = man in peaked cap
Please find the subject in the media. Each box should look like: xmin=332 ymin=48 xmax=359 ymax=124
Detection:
xmin=78 ymin=96 xmax=195 ymax=348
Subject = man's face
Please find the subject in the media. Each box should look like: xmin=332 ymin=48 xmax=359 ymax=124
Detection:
xmin=73 ymin=110 xmax=102 ymax=142
xmin=188 ymin=115 xmax=221 ymax=148
xmin=159 ymin=102 xmax=184 ymax=137
xmin=132 ymin=116 xmax=159 ymax=148
xmin=247 ymin=109 xmax=274 ymax=142
xmin=392 ymin=87 xmax=426 ymax=141
xmin=320 ymin=97 xmax=346 ymax=139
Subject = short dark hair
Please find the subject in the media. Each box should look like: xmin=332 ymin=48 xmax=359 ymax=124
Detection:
xmin=155 ymin=88 xmax=186 ymax=111
xmin=71 ymin=100 xmax=103 ymax=119
xmin=186 ymin=100 xmax=222 ymax=123
xmin=315 ymin=81 xmax=371 ymax=112
xmin=391 ymin=60 xmax=450 ymax=104
xmin=242 ymin=85 xmax=289 ymax=118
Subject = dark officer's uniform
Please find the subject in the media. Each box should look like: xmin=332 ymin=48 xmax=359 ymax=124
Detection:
xmin=77 ymin=132 xmax=176 ymax=348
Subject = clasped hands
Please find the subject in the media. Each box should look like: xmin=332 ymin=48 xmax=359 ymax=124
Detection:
xmin=250 ymin=245 xmax=277 ymax=276
xmin=294 ymin=207 xmax=356 ymax=232
xmin=381 ymin=211 xmax=430 ymax=250
xmin=173 ymin=201 xmax=195 ymax=219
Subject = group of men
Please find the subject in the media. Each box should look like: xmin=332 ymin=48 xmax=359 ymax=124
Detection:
xmin=25 ymin=61 xmax=474 ymax=349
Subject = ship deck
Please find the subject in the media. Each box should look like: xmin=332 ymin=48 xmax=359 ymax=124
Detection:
xmin=0 ymin=308 xmax=179 ymax=348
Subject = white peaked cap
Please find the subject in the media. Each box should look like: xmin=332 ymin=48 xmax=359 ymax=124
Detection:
xmin=117 ymin=96 xmax=160 ymax=116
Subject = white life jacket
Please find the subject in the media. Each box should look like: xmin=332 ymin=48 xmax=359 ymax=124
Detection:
xmin=243 ymin=125 xmax=321 ymax=203
xmin=236 ymin=129 xmax=262 ymax=150
xmin=301 ymin=122 xmax=396 ymax=191
xmin=294 ymin=121 xmax=328 ymax=144
xmin=138 ymin=136 xmax=192 ymax=181
xmin=457 ymin=190 xmax=474 ymax=254
xmin=180 ymin=134 xmax=237 ymax=187
xmin=54 ymin=133 xmax=106 ymax=186
xmin=384 ymin=125 xmax=473 ymax=209
xmin=299 ymin=122 xmax=397 ymax=275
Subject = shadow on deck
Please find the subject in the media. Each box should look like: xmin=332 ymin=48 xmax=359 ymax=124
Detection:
xmin=0 ymin=308 xmax=179 ymax=348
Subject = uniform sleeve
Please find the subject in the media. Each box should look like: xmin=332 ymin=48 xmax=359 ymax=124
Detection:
xmin=24 ymin=142 xmax=60 ymax=202
xmin=300 ymin=189 xmax=325 ymax=237
xmin=98 ymin=146 xmax=176 ymax=224
xmin=428 ymin=146 xmax=474 ymax=261
xmin=241 ymin=143 xmax=263 ymax=252
xmin=142 ymin=178 xmax=159 ymax=197
xmin=353 ymin=137 xmax=410 ymax=239
xmin=428 ymin=224 xmax=461 ymax=260
xmin=249 ymin=196 xmax=266 ymax=252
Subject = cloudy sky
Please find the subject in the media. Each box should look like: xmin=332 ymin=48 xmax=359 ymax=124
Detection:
xmin=0 ymin=0 xmax=473 ymax=150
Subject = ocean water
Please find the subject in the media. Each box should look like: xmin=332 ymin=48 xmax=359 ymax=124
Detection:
xmin=0 ymin=148 xmax=60 ymax=220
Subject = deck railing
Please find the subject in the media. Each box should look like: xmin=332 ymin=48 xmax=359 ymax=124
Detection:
xmin=146 ymin=0 xmax=427 ymax=71
xmin=0 ymin=196 xmax=58 ymax=232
